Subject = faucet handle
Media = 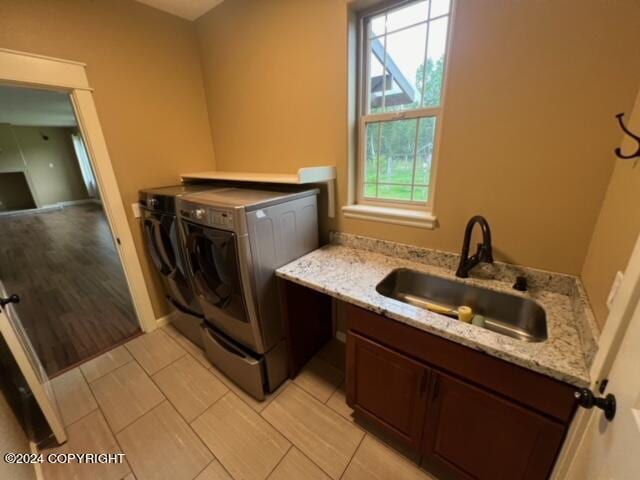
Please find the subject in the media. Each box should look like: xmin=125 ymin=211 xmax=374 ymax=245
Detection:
xmin=513 ymin=276 xmax=528 ymax=291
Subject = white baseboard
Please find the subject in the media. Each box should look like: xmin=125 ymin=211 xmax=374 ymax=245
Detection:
xmin=335 ymin=331 xmax=346 ymax=343
xmin=0 ymin=205 xmax=59 ymax=217
xmin=0 ymin=198 xmax=101 ymax=217
xmin=54 ymin=198 xmax=101 ymax=207
xmin=155 ymin=313 xmax=174 ymax=328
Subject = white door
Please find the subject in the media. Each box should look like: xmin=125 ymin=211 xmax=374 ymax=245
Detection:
xmin=0 ymin=282 xmax=66 ymax=444
xmin=566 ymin=275 xmax=640 ymax=478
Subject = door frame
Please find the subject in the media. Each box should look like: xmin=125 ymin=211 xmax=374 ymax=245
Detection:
xmin=552 ymin=231 xmax=640 ymax=478
xmin=0 ymin=48 xmax=156 ymax=333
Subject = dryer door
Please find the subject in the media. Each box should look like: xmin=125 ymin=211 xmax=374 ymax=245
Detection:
xmin=142 ymin=213 xmax=174 ymax=276
xmin=183 ymin=221 xmax=265 ymax=351
xmin=142 ymin=210 xmax=201 ymax=316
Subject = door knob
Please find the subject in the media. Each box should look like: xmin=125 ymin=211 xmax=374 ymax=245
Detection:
xmin=575 ymin=388 xmax=616 ymax=421
xmin=0 ymin=294 xmax=20 ymax=310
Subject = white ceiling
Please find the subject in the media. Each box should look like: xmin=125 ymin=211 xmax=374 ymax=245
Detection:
xmin=0 ymin=86 xmax=77 ymax=127
xmin=135 ymin=0 xmax=225 ymax=21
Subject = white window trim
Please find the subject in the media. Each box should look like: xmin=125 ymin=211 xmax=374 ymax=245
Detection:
xmin=344 ymin=0 xmax=456 ymax=229
xmin=343 ymin=203 xmax=438 ymax=228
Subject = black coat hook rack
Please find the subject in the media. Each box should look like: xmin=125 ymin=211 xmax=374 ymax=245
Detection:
xmin=615 ymin=112 xmax=640 ymax=160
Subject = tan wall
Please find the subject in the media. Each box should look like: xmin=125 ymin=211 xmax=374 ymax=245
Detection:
xmin=12 ymin=126 xmax=88 ymax=206
xmin=582 ymin=89 xmax=640 ymax=328
xmin=196 ymin=0 xmax=640 ymax=275
xmin=0 ymin=123 xmax=27 ymax=172
xmin=0 ymin=124 xmax=84 ymax=209
xmin=0 ymin=123 xmax=41 ymax=210
xmin=0 ymin=0 xmax=216 ymax=318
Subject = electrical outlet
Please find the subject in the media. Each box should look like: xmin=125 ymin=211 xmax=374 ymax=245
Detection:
xmin=131 ymin=202 xmax=141 ymax=219
xmin=607 ymin=271 xmax=624 ymax=310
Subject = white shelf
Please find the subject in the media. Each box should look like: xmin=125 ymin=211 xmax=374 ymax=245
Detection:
xmin=181 ymin=166 xmax=335 ymax=184
xmin=181 ymin=166 xmax=337 ymax=217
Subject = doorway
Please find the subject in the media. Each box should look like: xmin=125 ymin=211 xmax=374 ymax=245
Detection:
xmin=0 ymin=84 xmax=140 ymax=376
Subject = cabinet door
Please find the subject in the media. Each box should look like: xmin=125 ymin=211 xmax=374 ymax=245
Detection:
xmin=346 ymin=332 xmax=429 ymax=450
xmin=422 ymin=372 xmax=565 ymax=480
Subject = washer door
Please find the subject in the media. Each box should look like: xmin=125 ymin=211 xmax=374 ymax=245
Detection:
xmin=183 ymin=222 xmax=251 ymax=331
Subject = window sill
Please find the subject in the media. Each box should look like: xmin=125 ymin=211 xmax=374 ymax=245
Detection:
xmin=342 ymin=204 xmax=438 ymax=230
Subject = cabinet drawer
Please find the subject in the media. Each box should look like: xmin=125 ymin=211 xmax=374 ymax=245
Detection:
xmin=346 ymin=331 xmax=429 ymax=450
xmin=422 ymin=371 xmax=565 ymax=480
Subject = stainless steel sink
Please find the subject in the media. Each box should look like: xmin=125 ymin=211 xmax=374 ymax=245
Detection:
xmin=376 ymin=269 xmax=548 ymax=342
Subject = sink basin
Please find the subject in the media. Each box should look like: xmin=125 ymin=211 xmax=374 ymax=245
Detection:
xmin=376 ymin=269 xmax=548 ymax=342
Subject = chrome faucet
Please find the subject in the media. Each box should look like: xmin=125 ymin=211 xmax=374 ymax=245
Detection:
xmin=455 ymin=216 xmax=494 ymax=278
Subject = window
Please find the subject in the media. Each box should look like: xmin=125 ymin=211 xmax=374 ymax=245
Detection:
xmin=354 ymin=0 xmax=452 ymax=217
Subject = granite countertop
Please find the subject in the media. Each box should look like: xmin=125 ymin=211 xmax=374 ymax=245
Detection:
xmin=276 ymin=233 xmax=598 ymax=388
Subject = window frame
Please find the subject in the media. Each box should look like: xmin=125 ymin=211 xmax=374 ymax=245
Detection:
xmin=355 ymin=0 xmax=454 ymax=213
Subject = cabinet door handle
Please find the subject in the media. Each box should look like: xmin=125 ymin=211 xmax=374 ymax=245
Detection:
xmin=420 ymin=372 xmax=428 ymax=396
xmin=431 ymin=376 xmax=440 ymax=400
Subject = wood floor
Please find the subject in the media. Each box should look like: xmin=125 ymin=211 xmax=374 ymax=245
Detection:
xmin=0 ymin=203 xmax=140 ymax=377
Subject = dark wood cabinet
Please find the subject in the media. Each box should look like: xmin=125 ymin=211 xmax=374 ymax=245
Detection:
xmin=346 ymin=332 xmax=429 ymax=450
xmin=280 ymin=280 xmax=577 ymax=480
xmin=422 ymin=371 xmax=565 ymax=480
xmin=343 ymin=303 xmax=577 ymax=480
xmin=279 ymin=279 xmax=332 ymax=376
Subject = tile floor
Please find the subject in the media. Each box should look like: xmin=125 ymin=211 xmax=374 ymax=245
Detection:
xmin=44 ymin=325 xmax=437 ymax=480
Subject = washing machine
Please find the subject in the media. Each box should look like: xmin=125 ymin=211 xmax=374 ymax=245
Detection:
xmin=139 ymin=184 xmax=222 ymax=347
xmin=177 ymin=187 xmax=319 ymax=399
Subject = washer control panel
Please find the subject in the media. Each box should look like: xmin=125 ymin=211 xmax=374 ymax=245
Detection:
xmin=179 ymin=201 xmax=235 ymax=231
xmin=208 ymin=209 xmax=234 ymax=229
xmin=192 ymin=208 xmax=206 ymax=220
